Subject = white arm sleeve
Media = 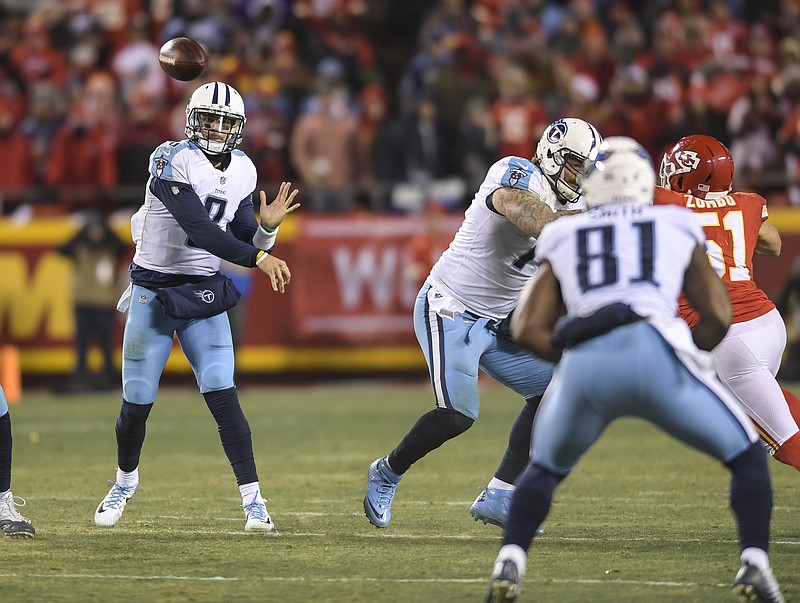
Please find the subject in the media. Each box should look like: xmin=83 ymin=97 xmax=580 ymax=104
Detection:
xmin=253 ymin=224 xmax=279 ymax=250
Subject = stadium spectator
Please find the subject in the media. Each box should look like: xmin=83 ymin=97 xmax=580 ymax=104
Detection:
xmin=0 ymin=98 xmax=35 ymax=214
xmin=362 ymin=118 xmax=601 ymax=529
xmin=115 ymin=89 xmax=171 ymax=200
xmin=10 ymin=15 xmax=68 ymax=88
xmin=657 ymin=134 xmax=800 ymax=472
xmin=93 ymin=81 xmax=297 ymax=532
xmin=485 ymin=136 xmax=785 ymax=603
xmin=46 ymin=72 xmax=119 ymax=211
xmin=57 ymin=211 xmax=129 ymax=392
xmin=110 ymin=14 xmax=168 ymax=108
xmin=289 ymin=78 xmax=359 ymax=212
xmin=727 ymin=73 xmax=783 ymax=191
xmin=19 ymin=83 xmax=68 ymax=190
xmin=487 ymin=63 xmax=548 ymax=160
xmin=386 ymin=92 xmax=465 ymax=211
xmin=355 ymin=83 xmax=393 ymax=211
xmin=240 ymin=74 xmax=293 ymax=188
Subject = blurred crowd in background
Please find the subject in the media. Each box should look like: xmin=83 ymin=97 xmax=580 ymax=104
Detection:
xmin=2 ymin=0 xmax=800 ymax=217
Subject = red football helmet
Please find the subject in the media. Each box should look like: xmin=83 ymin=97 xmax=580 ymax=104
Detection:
xmin=658 ymin=134 xmax=734 ymax=199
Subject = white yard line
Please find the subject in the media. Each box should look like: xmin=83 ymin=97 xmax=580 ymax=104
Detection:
xmin=0 ymin=572 xmax=731 ymax=588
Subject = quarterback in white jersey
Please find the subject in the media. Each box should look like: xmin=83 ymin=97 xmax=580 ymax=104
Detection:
xmin=484 ymin=138 xmax=783 ymax=603
xmin=363 ymin=118 xmax=601 ymax=530
xmin=131 ymin=139 xmax=258 ymax=275
xmin=94 ymin=82 xmax=299 ymax=533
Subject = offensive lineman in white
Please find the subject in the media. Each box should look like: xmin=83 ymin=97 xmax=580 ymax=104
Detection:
xmin=363 ymin=118 xmax=601 ymax=528
xmin=94 ymin=82 xmax=299 ymax=531
xmin=484 ymin=138 xmax=784 ymax=603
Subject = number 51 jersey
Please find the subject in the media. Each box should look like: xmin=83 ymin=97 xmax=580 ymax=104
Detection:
xmin=131 ymin=140 xmax=257 ymax=276
xmin=654 ymin=186 xmax=775 ymax=326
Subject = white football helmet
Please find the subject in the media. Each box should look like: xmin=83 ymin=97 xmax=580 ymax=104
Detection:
xmin=582 ymin=136 xmax=656 ymax=208
xmin=535 ymin=117 xmax=602 ymax=204
xmin=185 ymin=81 xmax=246 ymax=154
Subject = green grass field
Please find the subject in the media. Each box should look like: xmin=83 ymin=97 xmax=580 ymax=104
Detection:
xmin=1 ymin=381 xmax=798 ymax=602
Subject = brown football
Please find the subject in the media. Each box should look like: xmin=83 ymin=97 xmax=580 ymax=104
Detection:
xmin=158 ymin=37 xmax=208 ymax=81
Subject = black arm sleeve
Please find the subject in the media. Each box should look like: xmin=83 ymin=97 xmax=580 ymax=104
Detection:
xmin=150 ymin=178 xmax=260 ymax=267
xmin=228 ymin=194 xmax=260 ymax=245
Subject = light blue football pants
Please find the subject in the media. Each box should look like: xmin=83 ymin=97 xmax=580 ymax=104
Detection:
xmin=121 ymin=284 xmax=235 ymax=405
xmin=532 ymin=321 xmax=759 ymax=474
xmin=413 ymin=284 xmax=554 ymax=420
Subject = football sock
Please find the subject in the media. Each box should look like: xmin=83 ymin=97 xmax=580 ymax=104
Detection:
xmin=0 ymin=411 xmax=10 ymax=492
xmin=726 ymin=442 xmax=772 ymax=553
xmin=774 ymin=431 xmax=800 ymax=472
xmin=494 ymin=395 xmax=541 ymax=484
xmin=496 ymin=544 xmax=527 ymax=578
xmin=239 ymin=481 xmax=260 ymax=503
xmin=741 ymin=547 xmax=770 ymax=571
xmin=502 ymin=463 xmax=565 ymax=551
xmin=116 ymin=467 xmax=139 ymax=486
xmin=203 ymin=388 xmax=258 ymax=486
xmin=488 ymin=477 xmax=514 ymax=490
xmin=387 ymin=408 xmax=473 ymax=475
xmin=115 ymin=400 xmax=153 ymax=472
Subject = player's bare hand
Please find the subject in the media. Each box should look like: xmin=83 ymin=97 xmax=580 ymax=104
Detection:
xmin=259 ymin=181 xmax=300 ymax=230
xmin=257 ymin=253 xmax=291 ymax=293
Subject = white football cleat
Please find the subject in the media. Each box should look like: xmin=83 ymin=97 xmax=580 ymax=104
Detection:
xmin=95 ymin=481 xmax=138 ymax=527
xmin=243 ymin=493 xmax=275 ymax=531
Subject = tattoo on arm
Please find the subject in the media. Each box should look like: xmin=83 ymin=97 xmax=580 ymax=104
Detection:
xmin=494 ymin=187 xmax=579 ymax=237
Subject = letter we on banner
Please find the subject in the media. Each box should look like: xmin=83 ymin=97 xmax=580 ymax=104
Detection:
xmin=291 ymin=215 xmax=459 ymax=345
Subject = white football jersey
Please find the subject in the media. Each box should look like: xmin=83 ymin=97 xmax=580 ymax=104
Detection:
xmin=536 ymin=203 xmax=705 ymax=321
xmin=427 ymin=156 xmax=577 ymax=320
xmin=131 ymin=140 xmax=257 ymax=275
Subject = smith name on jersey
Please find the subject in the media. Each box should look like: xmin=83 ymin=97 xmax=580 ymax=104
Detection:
xmin=130 ymin=140 xmax=266 ymax=287
xmin=538 ymin=203 xmax=705 ymax=323
xmin=427 ymin=156 xmax=577 ymax=321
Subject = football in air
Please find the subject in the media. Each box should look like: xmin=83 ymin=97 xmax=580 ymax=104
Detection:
xmin=158 ymin=37 xmax=208 ymax=81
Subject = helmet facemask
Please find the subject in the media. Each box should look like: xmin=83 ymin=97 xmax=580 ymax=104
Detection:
xmin=548 ymin=149 xmax=589 ymax=203
xmin=187 ymin=108 xmax=244 ymax=154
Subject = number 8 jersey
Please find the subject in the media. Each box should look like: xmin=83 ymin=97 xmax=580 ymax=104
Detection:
xmin=654 ymin=186 xmax=775 ymax=326
xmin=131 ymin=140 xmax=257 ymax=276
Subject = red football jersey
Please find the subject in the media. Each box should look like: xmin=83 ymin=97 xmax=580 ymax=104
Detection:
xmin=653 ymin=186 xmax=775 ymax=327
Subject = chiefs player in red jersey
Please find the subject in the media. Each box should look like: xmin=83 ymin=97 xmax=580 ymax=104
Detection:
xmin=656 ymin=134 xmax=800 ymax=471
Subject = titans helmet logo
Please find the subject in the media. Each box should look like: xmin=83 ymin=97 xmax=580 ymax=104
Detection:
xmin=546 ymin=120 xmax=568 ymax=144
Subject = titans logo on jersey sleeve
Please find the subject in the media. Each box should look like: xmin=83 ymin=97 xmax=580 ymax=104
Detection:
xmin=148 ymin=141 xmax=193 ymax=183
xmin=500 ymin=157 xmax=535 ymax=190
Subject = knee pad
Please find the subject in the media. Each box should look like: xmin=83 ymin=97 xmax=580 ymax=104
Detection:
xmin=122 ymin=378 xmax=157 ymax=405
xmin=198 ymin=362 xmax=234 ymax=393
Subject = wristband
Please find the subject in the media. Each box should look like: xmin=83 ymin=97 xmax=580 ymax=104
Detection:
xmin=255 ymin=250 xmax=269 ymax=265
